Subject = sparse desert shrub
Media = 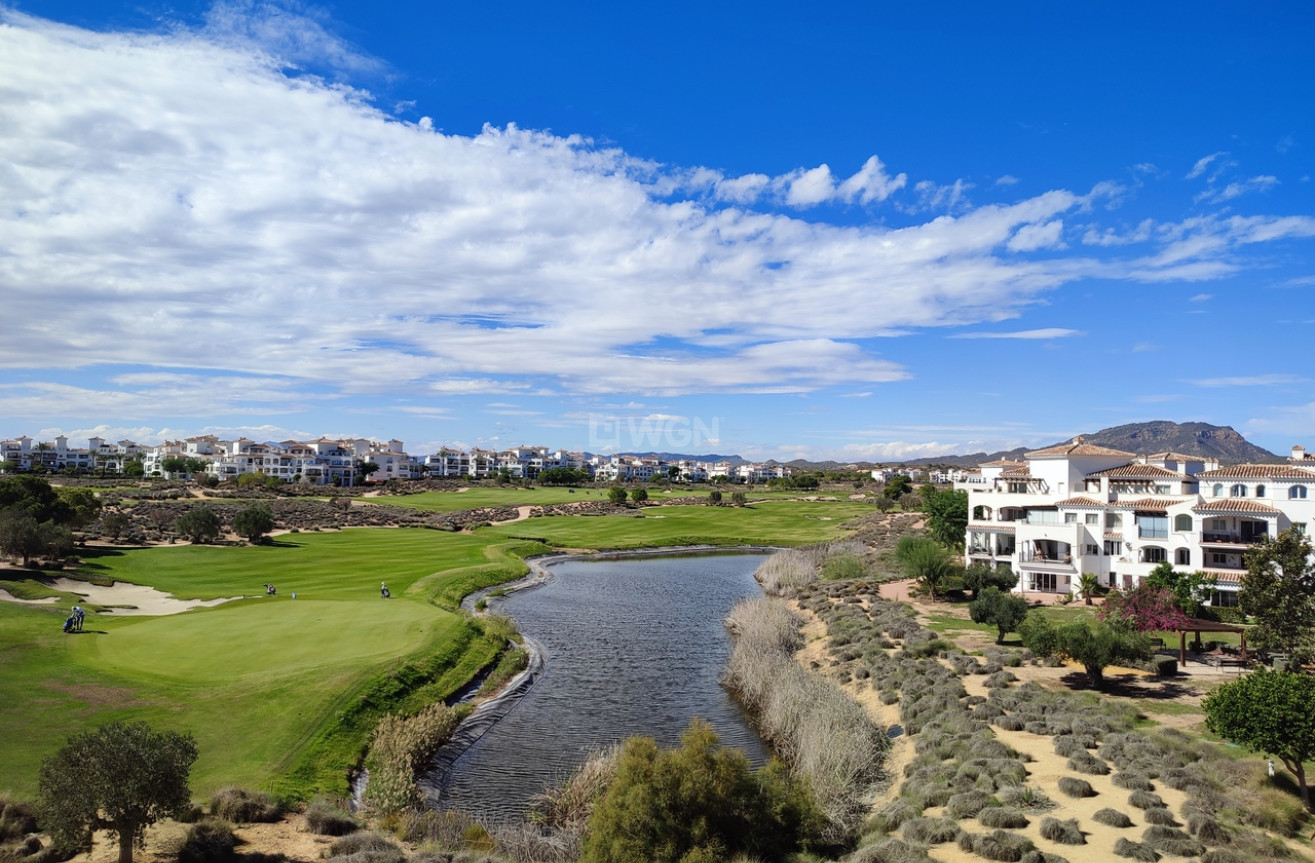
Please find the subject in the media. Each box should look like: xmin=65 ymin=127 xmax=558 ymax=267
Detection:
xmin=995 ymin=714 xmax=1028 ymax=732
xmin=868 ymin=797 xmax=921 ymax=834
xmin=1235 ymin=786 xmax=1306 ymax=837
xmin=1053 ymin=736 xmax=1087 ymax=758
xmin=1114 ymin=772 xmax=1155 ymax=792
xmin=209 ymin=787 xmax=281 ymax=823
xmin=754 ymin=549 xmax=819 ymax=596
xmin=491 ymin=819 xmax=583 ymax=863
xmin=1094 ymin=808 xmax=1135 ymax=828
xmin=849 ymin=836 xmax=935 ymax=863
xmin=395 ymin=810 xmax=473 ymax=849
xmin=978 ymin=808 xmax=1029 ymax=829
xmin=0 ymin=795 xmax=39 ymax=841
xmin=1141 ymin=826 xmax=1203 ymax=858
xmin=1128 ymin=790 xmax=1165 ymax=810
xmin=1186 ymin=814 xmax=1228 ymax=846
xmin=1057 ymin=777 xmax=1096 ymax=798
xmin=1039 ymin=817 xmax=1086 ymax=845
xmin=998 ymin=785 xmax=1055 ymax=811
xmin=177 ymin=819 xmax=238 ymax=863
xmin=946 ymin=790 xmax=997 ymax=819
xmin=325 ymin=832 xmax=406 ymax=863
xmin=1199 ymin=852 xmax=1246 ymax=863
xmin=961 ymin=829 xmax=1034 ymax=862
xmin=530 ymin=744 xmax=620 ymax=831
xmin=900 ymin=816 xmax=962 ymax=845
xmin=1114 ymin=838 xmax=1159 ymax=861
xmin=1142 ymin=807 xmax=1179 ymax=827
xmin=1067 ymin=752 xmax=1111 ymax=775
xmin=1019 ymin=853 xmax=1069 ymax=863
xmin=304 ymin=796 xmax=359 ymax=836
xmin=363 ymin=703 xmax=465 ymax=815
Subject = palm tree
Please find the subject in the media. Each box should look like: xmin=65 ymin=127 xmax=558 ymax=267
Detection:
xmin=1079 ymin=573 xmax=1101 ymax=605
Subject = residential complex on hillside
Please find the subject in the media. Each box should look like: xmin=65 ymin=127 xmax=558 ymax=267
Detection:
xmin=0 ymin=434 xmax=790 ymax=485
xmin=956 ymin=439 xmax=1315 ymax=602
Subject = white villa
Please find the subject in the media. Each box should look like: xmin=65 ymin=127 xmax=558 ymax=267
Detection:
xmin=957 ymin=439 xmax=1315 ymax=602
xmin=1 ymin=433 xmax=790 ymax=486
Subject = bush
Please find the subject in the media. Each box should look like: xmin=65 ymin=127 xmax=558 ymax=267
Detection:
xmin=1094 ymin=808 xmax=1135 ymax=828
xmin=1128 ymin=790 xmax=1164 ymax=810
xmin=362 ymin=703 xmax=464 ymax=815
xmin=1067 ymin=752 xmax=1111 ymax=775
xmin=1057 ymin=777 xmax=1096 ymax=798
xmin=868 ymin=797 xmax=921 ymax=834
xmin=325 ymin=832 xmax=405 ymax=863
xmin=978 ymin=808 xmax=1029 ymax=829
xmin=1142 ymin=807 xmax=1179 ymax=827
xmin=1113 ymin=838 xmax=1159 ymax=861
xmin=1186 ymin=814 xmax=1228 ymax=845
xmin=1141 ymin=826 xmax=1203 ymax=857
xmin=304 ymin=796 xmax=359 ymax=836
xmin=850 ymin=836 xmax=935 ymax=863
xmin=579 ymin=720 xmax=825 ymax=863
xmin=946 ymin=790 xmax=997 ymax=818
xmin=997 ymin=786 xmax=1055 ymax=811
xmin=1113 ymin=772 xmax=1154 ymax=792
xmin=960 ymin=829 xmax=1034 ymax=862
xmin=209 ymin=787 xmax=281 ymax=823
xmin=0 ymin=795 xmax=39 ymax=841
xmin=395 ymin=810 xmax=473 ymax=848
xmin=1039 ymin=817 xmax=1086 ymax=845
xmin=177 ymin=819 xmax=238 ymax=863
xmin=899 ymin=816 xmax=961 ymax=845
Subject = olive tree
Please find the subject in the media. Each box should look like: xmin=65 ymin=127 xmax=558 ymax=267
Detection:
xmin=174 ymin=508 xmax=221 ymax=544
xmin=1241 ymin=528 xmax=1315 ymax=662
xmin=38 ymin=721 xmax=198 ymax=863
xmin=1020 ymin=615 xmax=1150 ymax=689
xmin=1204 ymin=669 xmax=1315 ymax=809
xmin=969 ymin=586 xmax=1030 ymax=644
xmin=607 ymin=486 xmax=628 ymax=505
xmin=233 ymin=505 xmax=275 ymax=543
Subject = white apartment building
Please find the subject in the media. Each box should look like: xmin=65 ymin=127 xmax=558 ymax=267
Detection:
xmin=959 ymin=439 xmax=1315 ymax=602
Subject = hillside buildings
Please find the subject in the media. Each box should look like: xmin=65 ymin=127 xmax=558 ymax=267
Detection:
xmin=0 ymin=433 xmax=790 ymax=486
xmin=957 ymin=439 xmax=1315 ymax=602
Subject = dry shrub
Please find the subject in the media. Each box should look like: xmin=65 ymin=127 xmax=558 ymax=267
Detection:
xmin=1019 ymin=853 xmax=1069 ymax=863
xmin=946 ymin=789 xmax=997 ymax=818
xmin=395 ymin=810 xmax=476 ymax=849
xmin=1067 ymin=752 xmax=1111 ymax=775
xmin=325 ymin=832 xmax=405 ymax=863
xmin=177 ymin=819 xmax=238 ymax=863
xmin=491 ymin=821 xmax=582 ymax=863
xmin=867 ymin=797 xmax=922 ymax=834
xmin=1234 ymin=785 xmax=1306 ymax=838
xmin=754 ymin=549 xmax=820 ymax=596
xmin=362 ymin=703 xmax=464 ymax=815
xmin=304 ymin=796 xmax=359 ymax=836
xmin=1128 ymin=790 xmax=1165 ymax=810
xmin=995 ymin=714 xmax=1028 ymax=732
xmin=1142 ymin=825 xmax=1203 ymax=858
xmin=1142 ymin=807 xmax=1179 ymax=827
xmin=1186 ymin=814 xmax=1229 ymax=846
xmin=1094 ymin=808 xmax=1135 ymax=828
xmin=978 ymin=808 xmax=1029 ymax=829
xmin=1114 ymin=772 xmax=1155 ymax=792
xmin=1053 ymin=736 xmax=1085 ymax=758
xmin=849 ymin=836 xmax=935 ymax=863
xmin=898 ymin=816 xmax=960 ymax=846
xmin=1039 ymin=817 xmax=1085 ymax=845
xmin=1114 ymin=838 xmax=1159 ymax=861
xmin=529 ymin=744 xmax=619 ymax=831
xmin=1057 ymin=777 xmax=1095 ymax=798
xmin=960 ymin=829 xmax=1035 ymax=862
xmin=998 ymin=785 xmax=1055 ymax=811
xmin=209 ymin=787 xmax=281 ymax=823
xmin=1200 ymin=852 xmax=1247 ymax=863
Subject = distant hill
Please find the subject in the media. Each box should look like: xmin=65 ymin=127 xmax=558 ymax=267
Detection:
xmin=618 ymin=452 xmax=746 ymax=465
xmin=897 ymin=421 xmax=1280 ymax=469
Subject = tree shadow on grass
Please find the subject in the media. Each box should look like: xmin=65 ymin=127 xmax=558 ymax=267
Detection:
xmin=1057 ymin=670 xmax=1201 ymax=700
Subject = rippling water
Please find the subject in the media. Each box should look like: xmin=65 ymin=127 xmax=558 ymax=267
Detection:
xmin=430 ymin=551 xmax=772 ymax=820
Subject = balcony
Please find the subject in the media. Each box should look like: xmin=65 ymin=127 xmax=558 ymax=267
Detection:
xmin=1200 ymin=531 xmax=1267 ymax=545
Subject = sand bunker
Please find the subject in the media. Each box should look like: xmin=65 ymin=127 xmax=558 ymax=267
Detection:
xmin=0 ymin=577 xmax=242 ymax=616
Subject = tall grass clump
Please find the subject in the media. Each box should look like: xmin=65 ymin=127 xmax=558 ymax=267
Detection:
xmin=900 ymin=816 xmax=962 ymax=845
xmin=958 ymin=829 xmax=1034 ymax=862
xmin=325 ymin=832 xmax=406 ymax=863
xmin=176 ymin=819 xmax=237 ymax=863
xmin=1039 ymin=817 xmax=1086 ymax=845
xmin=754 ymin=549 xmax=819 ymax=596
xmin=724 ymin=597 xmax=887 ymax=843
xmin=1093 ymin=808 xmax=1135 ymax=828
xmin=361 ymin=702 xmax=466 ymax=816
xmin=849 ymin=836 xmax=935 ymax=863
xmin=978 ymin=808 xmax=1029 ymax=829
xmin=0 ymin=795 xmax=38 ymax=842
xmin=1113 ymin=838 xmax=1158 ymax=861
xmin=208 ymin=787 xmax=281 ymax=823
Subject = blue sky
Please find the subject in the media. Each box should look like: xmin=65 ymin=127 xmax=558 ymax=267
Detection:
xmin=1 ymin=1 xmax=1313 ymax=462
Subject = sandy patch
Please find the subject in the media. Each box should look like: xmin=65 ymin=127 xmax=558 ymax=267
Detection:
xmin=487 ymin=505 xmax=535 ymax=527
xmin=8 ymin=577 xmax=245 ymax=616
xmin=0 ymin=588 xmax=58 ymax=605
xmin=67 ymin=814 xmax=330 ymax=863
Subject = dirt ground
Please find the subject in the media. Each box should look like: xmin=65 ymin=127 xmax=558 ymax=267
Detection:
xmin=67 ymin=814 xmax=331 ymax=863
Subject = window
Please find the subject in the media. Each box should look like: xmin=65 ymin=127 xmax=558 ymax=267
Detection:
xmin=1231 ymin=484 xmax=1247 ymax=498
xmin=1210 ymin=552 xmax=1233 ymax=565
xmin=1155 ymin=484 xmax=1172 ymax=494
xmin=1104 ymin=540 xmax=1122 ymax=556
xmin=1175 ymin=548 xmax=1191 ymax=566
xmin=1143 ymin=547 xmax=1167 ymax=563
xmin=1213 ymin=484 xmax=1223 ymax=497
xmin=1064 ymin=513 xmax=1078 ymax=524
xmin=1137 ymin=514 xmax=1168 ymax=539
xmin=1212 ymin=519 xmax=1227 ymax=531
xmin=1106 ymin=513 xmax=1122 ymax=529
xmin=1296 ymin=523 xmax=1308 ymax=536
xmin=1256 ymin=485 xmax=1266 ymax=498
xmin=1086 ymin=513 xmax=1099 ymax=525
xmin=1174 ymin=514 xmax=1193 ymax=532
xmin=1211 ymin=591 xmax=1240 ymax=608
xmin=1292 ymin=486 xmax=1308 ymax=500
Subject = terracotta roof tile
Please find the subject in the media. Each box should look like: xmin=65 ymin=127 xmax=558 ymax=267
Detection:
xmin=1000 ymin=467 xmax=1031 ymax=477
xmin=1111 ymin=497 xmax=1187 ymax=512
xmin=1025 ymin=437 xmax=1136 ymax=459
xmin=1193 ymin=499 xmax=1283 ymax=515
xmin=1198 ymin=464 xmax=1315 ymax=479
xmin=1056 ymin=496 xmax=1105 ymax=507
xmin=1201 ymin=569 xmax=1244 ymax=585
xmin=1086 ymin=464 xmax=1185 ymax=479
xmin=981 ymin=459 xmax=1027 ymax=467
xmin=1144 ymin=451 xmax=1210 ymax=462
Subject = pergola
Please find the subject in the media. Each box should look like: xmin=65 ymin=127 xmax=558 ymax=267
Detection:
xmin=1172 ymin=617 xmax=1249 ymax=664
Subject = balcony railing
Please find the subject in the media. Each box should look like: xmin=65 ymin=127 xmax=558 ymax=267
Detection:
xmin=1200 ymin=531 xmax=1267 ymax=545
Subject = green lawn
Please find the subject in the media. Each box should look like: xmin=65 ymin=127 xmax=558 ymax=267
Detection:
xmin=0 ymin=498 xmax=872 ymax=800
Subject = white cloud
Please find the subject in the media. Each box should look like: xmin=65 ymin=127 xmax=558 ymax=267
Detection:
xmin=1191 ymin=375 xmax=1305 ymax=388
xmin=1187 ymin=151 xmax=1230 ymax=180
xmin=1189 ymin=293 xmax=1213 ymax=302
xmin=1081 ymin=218 xmax=1154 ymax=246
xmin=950 ymin=328 xmax=1082 ymax=340
xmin=995 ymin=175 xmax=1019 ymax=186
xmin=0 ymin=10 xmax=1310 ymax=412
xmin=1194 ymin=175 xmax=1279 ymax=204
